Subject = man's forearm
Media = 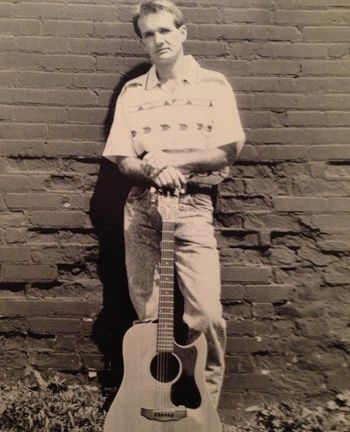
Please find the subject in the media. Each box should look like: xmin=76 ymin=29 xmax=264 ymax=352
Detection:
xmin=170 ymin=142 xmax=243 ymax=173
xmin=116 ymin=156 xmax=149 ymax=181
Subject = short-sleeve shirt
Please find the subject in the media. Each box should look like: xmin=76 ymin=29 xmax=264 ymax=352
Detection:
xmin=103 ymin=55 xmax=245 ymax=184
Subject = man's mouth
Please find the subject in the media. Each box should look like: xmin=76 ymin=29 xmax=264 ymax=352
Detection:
xmin=156 ymin=48 xmax=170 ymax=54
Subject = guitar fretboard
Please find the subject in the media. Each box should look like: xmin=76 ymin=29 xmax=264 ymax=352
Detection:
xmin=157 ymin=221 xmax=175 ymax=353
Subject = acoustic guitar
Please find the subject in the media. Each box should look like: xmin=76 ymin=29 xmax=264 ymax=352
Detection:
xmin=103 ymin=188 xmax=222 ymax=432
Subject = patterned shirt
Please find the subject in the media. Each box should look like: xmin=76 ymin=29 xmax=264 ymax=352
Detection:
xmin=103 ymin=55 xmax=245 ymax=184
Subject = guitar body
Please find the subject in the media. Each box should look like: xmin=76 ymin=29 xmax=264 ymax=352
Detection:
xmin=104 ymin=322 xmax=222 ymax=432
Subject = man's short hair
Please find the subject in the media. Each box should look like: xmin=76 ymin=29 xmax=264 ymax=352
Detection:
xmin=133 ymin=0 xmax=185 ymax=38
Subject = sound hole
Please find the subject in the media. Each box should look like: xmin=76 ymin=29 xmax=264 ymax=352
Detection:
xmin=150 ymin=352 xmax=180 ymax=383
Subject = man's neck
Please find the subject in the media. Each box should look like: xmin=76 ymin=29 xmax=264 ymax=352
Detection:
xmin=156 ymin=53 xmax=188 ymax=83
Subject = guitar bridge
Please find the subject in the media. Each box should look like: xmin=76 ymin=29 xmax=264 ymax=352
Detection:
xmin=141 ymin=407 xmax=187 ymax=422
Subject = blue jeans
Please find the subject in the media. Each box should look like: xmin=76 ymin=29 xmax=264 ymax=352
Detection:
xmin=124 ymin=186 xmax=226 ymax=407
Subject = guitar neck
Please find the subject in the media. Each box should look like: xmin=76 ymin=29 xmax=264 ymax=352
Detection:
xmin=157 ymin=220 xmax=175 ymax=353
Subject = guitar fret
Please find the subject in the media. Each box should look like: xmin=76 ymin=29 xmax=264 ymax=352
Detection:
xmin=155 ymin=202 xmax=176 ymax=347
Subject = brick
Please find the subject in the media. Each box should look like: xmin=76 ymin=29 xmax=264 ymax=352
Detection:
xmin=67 ymin=107 xmax=108 ymax=124
xmin=258 ymin=43 xmax=329 ymax=58
xmin=0 ymin=351 xmax=27 ymax=369
xmin=0 ymin=36 xmax=16 ymax=51
xmin=5 ymin=193 xmax=63 ymax=210
xmin=0 ymin=140 xmax=46 ymax=157
xmin=226 ymin=336 xmax=283 ymax=354
xmin=282 ymin=111 xmax=325 ymax=127
xmin=29 ymin=318 xmax=82 ymax=334
xmin=252 ymin=25 xmax=301 ymax=41
xmin=252 ymin=128 xmax=350 ymax=145
xmin=182 ymin=7 xmax=221 ymax=23
xmin=14 ymin=106 xmax=67 ymax=123
xmin=31 ymin=352 xmax=81 ymax=371
xmin=222 ymin=8 xmax=272 ymax=23
xmin=312 ymin=215 xmax=350 ymax=233
xmin=326 ymin=112 xmax=350 ymax=126
xmin=0 ymin=123 xmax=48 ymax=140
xmin=308 ymin=145 xmax=350 ymax=161
xmin=304 ymin=26 xmax=350 ymax=42
xmin=69 ymin=38 xmax=123 ymax=55
xmin=273 ymin=197 xmax=328 ymax=212
xmin=227 ymin=320 xmax=255 ymax=336
xmin=0 ymin=71 xmax=17 ymax=87
xmin=252 ymin=60 xmax=300 ymax=75
xmin=223 ymin=373 xmax=273 ymax=390
xmin=1 ymin=265 xmax=57 ymax=282
xmin=222 ymin=284 xmax=245 ymax=301
xmin=0 ymin=175 xmax=31 ymax=191
xmin=276 ymin=10 xmax=350 ymax=25
xmin=318 ymin=240 xmax=350 ymax=252
xmin=0 ymin=88 xmax=98 ymax=106
xmin=302 ymin=60 xmax=350 ymax=76
xmin=0 ymin=297 xmax=91 ymax=318
xmin=94 ymin=22 xmax=134 ymax=38
xmin=328 ymin=198 xmax=350 ymax=211
xmin=5 ymin=228 xmax=27 ymax=244
xmin=279 ymin=77 xmax=350 ymax=94
xmin=200 ymin=59 xmax=251 ymax=77
xmin=0 ymin=248 xmax=31 ymax=262
xmin=198 ymin=24 xmax=250 ymax=40
xmin=17 ymin=36 xmax=69 ymax=53
xmin=29 ymin=211 xmax=87 ymax=229
xmin=46 ymin=141 xmax=101 ymax=157
xmin=245 ymin=285 xmax=295 ymax=302
xmin=254 ymin=93 xmax=350 ymax=110
xmin=184 ymin=40 xmax=226 ymax=57
xmin=48 ymin=125 xmax=103 ymax=141
xmin=82 ymin=353 xmax=104 ymax=369
xmin=327 ymin=371 xmax=350 ymax=391
xmin=13 ymin=2 xmax=66 ymax=19
xmin=42 ymin=54 xmax=96 ymax=72
xmin=0 ymin=18 xmax=41 ymax=35
xmin=0 ymin=3 xmax=13 ymax=17
xmin=323 ymin=271 xmax=350 ymax=285
xmin=42 ymin=20 xmax=94 ymax=37
xmin=253 ymin=302 xmax=275 ymax=318
xmin=222 ymin=266 xmax=272 ymax=283
xmin=17 ymin=71 xmax=73 ymax=88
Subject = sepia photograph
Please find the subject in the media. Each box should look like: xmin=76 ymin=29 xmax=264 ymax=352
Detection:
xmin=0 ymin=0 xmax=350 ymax=431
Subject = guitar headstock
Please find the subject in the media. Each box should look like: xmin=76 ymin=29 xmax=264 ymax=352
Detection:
xmin=150 ymin=187 xmax=180 ymax=222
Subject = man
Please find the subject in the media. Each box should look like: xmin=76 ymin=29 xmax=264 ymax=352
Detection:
xmin=103 ymin=0 xmax=245 ymax=408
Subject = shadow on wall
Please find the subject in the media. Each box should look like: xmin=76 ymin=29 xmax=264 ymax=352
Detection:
xmin=89 ymin=62 xmax=151 ymax=390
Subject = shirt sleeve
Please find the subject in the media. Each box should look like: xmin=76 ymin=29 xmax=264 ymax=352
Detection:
xmin=102 ymin=87 xmax=137 ymax=163
xmin=212 ymin=77 xmax=246 ymax=152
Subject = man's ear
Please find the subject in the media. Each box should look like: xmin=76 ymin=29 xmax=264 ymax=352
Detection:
xmin=179 ymin=24 xmax=187 ymax=42
xmin=138 ymin=36 xmax=146 ymax=50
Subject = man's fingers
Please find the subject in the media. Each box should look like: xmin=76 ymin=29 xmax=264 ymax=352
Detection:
xmin=153 ymin=166 xmax=186 ymax=190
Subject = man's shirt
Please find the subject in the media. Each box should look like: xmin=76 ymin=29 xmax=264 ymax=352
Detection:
xmin=103 ymin=55 xmax=245 ymax=184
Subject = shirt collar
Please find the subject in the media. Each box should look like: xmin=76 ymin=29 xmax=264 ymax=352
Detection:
xmin=145 ymin=55 xmax=201 ymax=90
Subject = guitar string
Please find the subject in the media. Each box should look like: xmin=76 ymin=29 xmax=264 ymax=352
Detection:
xmin=159 ymin=211 xmax=176 ymax=412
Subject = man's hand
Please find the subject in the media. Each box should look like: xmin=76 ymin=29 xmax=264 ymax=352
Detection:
xmin=141 ymin=151 xmax=174 ymax=178
xmin=152 ymin=166 xmax=186 ymax=191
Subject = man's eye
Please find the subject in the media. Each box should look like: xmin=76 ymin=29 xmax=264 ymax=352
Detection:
xmin=160 ymin=28 xmax=171 ymax=34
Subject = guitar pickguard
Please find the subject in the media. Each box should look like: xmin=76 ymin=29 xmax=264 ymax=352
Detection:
xmin=171 ymin=343 xmax=201 ymax=409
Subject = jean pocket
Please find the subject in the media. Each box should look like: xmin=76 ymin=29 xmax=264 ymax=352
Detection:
xmin=126 ymin=186 xmax=149 ymax=203
xmin=189 ymin=193 xmax=213 ymax=212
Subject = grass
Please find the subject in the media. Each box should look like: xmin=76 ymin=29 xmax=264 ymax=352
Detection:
xmin=1 ymin=376 xmax=350 ymax=431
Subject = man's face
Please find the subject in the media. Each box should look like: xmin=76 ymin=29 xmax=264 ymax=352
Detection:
xmin=138 ymin=11 xmax=187 ymax=66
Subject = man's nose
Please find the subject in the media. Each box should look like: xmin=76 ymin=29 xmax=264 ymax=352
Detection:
xmin=154 ymin=32 xmax=164 ymax=45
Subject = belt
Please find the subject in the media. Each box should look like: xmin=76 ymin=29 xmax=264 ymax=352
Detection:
xmin=185 ymin=183 xmax=214 ymax=195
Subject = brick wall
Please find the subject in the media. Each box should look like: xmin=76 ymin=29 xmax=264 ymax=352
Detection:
xmin=1 ymin=0 xmax=350 ymax=419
